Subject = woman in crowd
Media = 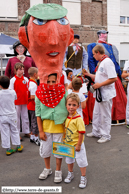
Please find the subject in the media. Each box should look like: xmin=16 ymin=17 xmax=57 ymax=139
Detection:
xmin=5 ymin=40 xmax=36 ymax=79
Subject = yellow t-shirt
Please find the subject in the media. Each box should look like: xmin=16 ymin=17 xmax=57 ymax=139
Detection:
xmin=43 ymin=120 xmax=64 ymax=133
xmin=65 ymin=114 xmax=85 ymax=146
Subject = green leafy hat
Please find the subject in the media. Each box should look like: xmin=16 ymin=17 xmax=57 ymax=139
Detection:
xmin=20 ymin=3 xmax=68 ymax=26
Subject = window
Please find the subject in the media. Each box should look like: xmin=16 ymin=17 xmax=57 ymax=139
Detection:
xmin=127 ymin=17 xmax=129 ymax=24
xmin=62 ymin=0 xmax=81 ymax=25
xmin=120 ymin=0 xmax=129 ymax=25
xmin=0 ymin=0 xmax=18 ymax=19
xmin=120 ymin=16 xmax=129 ymax=25
xmin=120 ymin=16 xmax=125 ymax=24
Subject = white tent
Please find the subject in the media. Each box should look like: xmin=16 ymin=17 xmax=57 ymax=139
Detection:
xmin=0 ymin=33 xmax=18 ymax=56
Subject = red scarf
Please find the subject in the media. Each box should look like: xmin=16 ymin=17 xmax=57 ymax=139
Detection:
xmin=99 ymin=54 xmax=109 ymax=62
xmin=95 ymin=54 xmax=109 ymax=72
xmin=36 ymin=83 xmax=65 ymax=108
xmin=98 ymin=40 xmax=112 ymax=46
xmin=71 ymin=43 xmax=81 ymax=51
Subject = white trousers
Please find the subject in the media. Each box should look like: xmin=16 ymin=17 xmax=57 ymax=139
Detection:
xmin=126 ymin=91 xmax=129 ymax=124
xmin=0 ymin=114 xmax=20 ymax=148
xmin=92 ymin=99 xmax=112 ymax=140
xmin=65 ymin=142 xmax=88 ymax=168
xmin=16 ymin=105 xmax=30 ymax=134
xmin=39 ymin=132 xmax=63 ymax=159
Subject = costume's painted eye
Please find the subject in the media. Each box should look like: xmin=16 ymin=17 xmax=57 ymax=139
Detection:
xmin=57 ymin=18 xmax=69 ymax=25
xmin=33 ymin=19 xmax=47 ymax=25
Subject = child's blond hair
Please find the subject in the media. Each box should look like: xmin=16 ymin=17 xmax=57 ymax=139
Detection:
xmin=72 ymin=77 xmax=82 ymax=91
xmin=66 ymin=93 xmax=80 ymax=105
xmin=92 ymin=45 xmax=105 ymax=54
xmin=28 ymin=67 xmax=38 ymax=77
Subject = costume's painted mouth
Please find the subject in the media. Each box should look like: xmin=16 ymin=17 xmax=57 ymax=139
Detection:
xmin=46 ymin=51 xmax=60 ymax=56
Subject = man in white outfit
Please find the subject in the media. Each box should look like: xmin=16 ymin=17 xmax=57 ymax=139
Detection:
xmin=83 ymin=45 xmax=117 ymax=143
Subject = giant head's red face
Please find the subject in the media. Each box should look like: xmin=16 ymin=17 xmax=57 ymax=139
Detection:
xmin=98 ymin=33 xmax=107 ymax=42
xmin=18 ymin=16 xmax=74 ymax=83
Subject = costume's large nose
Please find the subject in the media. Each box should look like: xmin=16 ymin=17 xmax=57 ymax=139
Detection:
xmin=48 ymin=21 xmax=59 ymax=45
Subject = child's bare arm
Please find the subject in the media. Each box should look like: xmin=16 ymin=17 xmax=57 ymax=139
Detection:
xmin=37 ymin=117 xmax=47 ymax=141
xmin=81 ymin=100 xmax=86 ymax=109
xmin=75 ymin=133 xmax=84 ymax=152
xmin=30 ymin=95 xmax=35 ymax=100
xmin=68 ymin=81 xmax=72 ymax=90
xmin=121 ymin=70 xmax=129 ymax=79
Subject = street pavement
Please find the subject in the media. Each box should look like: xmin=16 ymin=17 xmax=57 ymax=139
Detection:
xmin=0 ymin=124 xmax=129 ymax=194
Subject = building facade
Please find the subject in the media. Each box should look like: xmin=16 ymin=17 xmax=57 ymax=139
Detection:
xmin=107 ymin=0 xmax=129 ymax=68
xmin=0 ymin=0 xmax=107 ymax=49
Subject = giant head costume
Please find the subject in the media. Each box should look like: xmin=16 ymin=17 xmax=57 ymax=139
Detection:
xmin=97 ymin=30 xmax=108 ymax=43
xmin=18 ymin=3 xmax=74 ymax=84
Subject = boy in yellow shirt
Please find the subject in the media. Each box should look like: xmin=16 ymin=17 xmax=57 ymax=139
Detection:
xmin=64 ymin=93 xmax=88 ymax=189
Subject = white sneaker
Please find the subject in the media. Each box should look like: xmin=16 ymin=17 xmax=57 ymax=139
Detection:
xmin=54 ymin=170 xmax=62 ymax=183
xmin=64 ymin=171 xmax=74 ymax=183
xmin=79 ymin=176 xmax=87 ymax=189
xmin=86 ymin=132 xmax=94 ymax=137
xmin=39 ymin=168 xmax=52 ymax=180
xmin=97 ymin=137 xmax=110 ymax=143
